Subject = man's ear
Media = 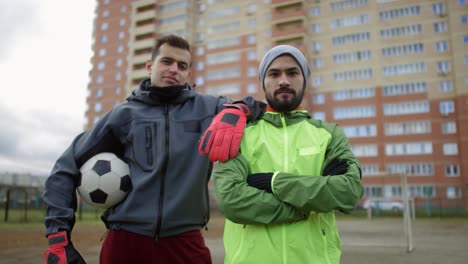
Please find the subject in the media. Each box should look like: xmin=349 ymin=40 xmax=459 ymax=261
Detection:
xmin=146 ymin=60 xmax=153 ymax=73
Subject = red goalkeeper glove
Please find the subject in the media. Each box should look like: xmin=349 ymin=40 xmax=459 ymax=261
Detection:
xmin=44 ymin=231 xmax=86 ymax=264
xmin=199 ymin=103 xmax=251 ymax=162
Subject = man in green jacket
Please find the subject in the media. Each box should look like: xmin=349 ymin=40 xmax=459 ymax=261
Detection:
xmin=213 ymin=45 xmax=363 ymax=264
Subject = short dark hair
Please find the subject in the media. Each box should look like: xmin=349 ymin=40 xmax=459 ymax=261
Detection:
xmin=151 ymin=34 xmax=191 ymax=61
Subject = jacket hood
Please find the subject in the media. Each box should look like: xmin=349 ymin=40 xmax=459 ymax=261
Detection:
xmin=127 ymin=78 xmax=196 ymax=105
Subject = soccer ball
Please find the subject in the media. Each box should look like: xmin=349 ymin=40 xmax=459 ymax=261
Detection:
xmin=77 ymin=152 xmax=132 ymax=209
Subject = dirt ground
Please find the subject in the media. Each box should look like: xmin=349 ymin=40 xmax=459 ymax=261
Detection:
xmin=1 ymin=215 xmax=467 ymax=264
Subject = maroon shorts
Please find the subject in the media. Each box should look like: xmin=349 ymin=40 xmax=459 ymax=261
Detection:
xmin=100 ymin=229 xmax=212 ymax=264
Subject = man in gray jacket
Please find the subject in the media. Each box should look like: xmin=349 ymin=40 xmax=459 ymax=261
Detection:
xmin=43 ymin=34 xmax=264 ymax=264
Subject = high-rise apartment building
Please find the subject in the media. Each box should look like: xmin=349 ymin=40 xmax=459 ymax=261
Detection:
xmin=86 ymin=0 xmax=468 ymax=209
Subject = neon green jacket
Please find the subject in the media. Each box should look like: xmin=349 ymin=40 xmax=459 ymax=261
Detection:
xmin=214 ymin=110 xmax=363 ymax=264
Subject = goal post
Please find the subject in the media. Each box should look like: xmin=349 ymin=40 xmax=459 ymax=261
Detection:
xmin=363 ymin=172 xmax=414 ymax=253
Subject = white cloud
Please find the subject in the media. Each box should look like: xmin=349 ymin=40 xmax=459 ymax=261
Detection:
xmin=0 ymin=0 xmax=96 ymax=175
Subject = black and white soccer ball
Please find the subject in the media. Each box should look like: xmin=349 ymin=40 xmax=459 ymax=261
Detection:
xmin=77 ymin=152 xmax=132 ymax=209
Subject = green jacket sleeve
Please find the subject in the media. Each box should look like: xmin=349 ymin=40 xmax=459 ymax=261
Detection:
xmin=272 ymin=125 xmax=363 ymax=214
xmin=214 ymin=154 xmax=308 ymax=225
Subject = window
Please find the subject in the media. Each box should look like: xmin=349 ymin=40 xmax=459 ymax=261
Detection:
xmin=247 ymin=67 xmax=257 ymax=77
xmin=313 ymin=94 xmax=325 ymax=104
xmin=385 ymin=142 xmax=432 ymax=155
xmin=117 ymin=45 xmax=124 ymax=53
xmin=440 ymin=100 xmax=455 ymax=115
xmin=435 ymin=41 xmax=449 ymax=52
xmin=247 ymin=34 xmax=256 ymax=44
xmin=312 ymin=58 xmax=323 ymax=68
xmin=115 ymin=87 xmax=121 ymax=95
xmin=437 ymin=61 xmax=451 ymax=74
xmin=97 ymin=61 xmax=105 ymax=70
xmin=334 ymin=105 xmax=376 ymax=119
xmin=94 ymin=102 xmax=102 ymax=113
xmin=383 ymin=82 xmax=427 ymax=96
xmin=101 ymin=23 xmax=108 ymax=31
xmin=118 ymin=32 xmax=125 ymax=40
xmin=119 ymin=18 xmax=126 ymax=26
xmin=432 ymin=3 xmax=445 ymax=15
xmin=383 ymin=101 xmax=430 ymax=115
xmin=115 ymin=72 xmax=122 ymax=81
xmin=247 ymin=50 xmax=257 ymax=60
xmin=116 ymin=58 xmax=123 ymax=67
xmin=206 ymin=83 xmax=240 ymax=95
xmin=333 ymin=87 xmax=374 ymax=100
xmin=102 ymin=10 xmax=109 ymax=17
xmin=384 ymin=121 xmax=431 ymax=135
xmin=310 ymin=7 xmax=320 ymax=17
xmin=247 ymin=83 xmax=257 ymax=93
xmin=342 ymin=124 xmax=377 ymax=138
xmin=196 ymin=47 xmax=204 ymax=56
xmin=439 ymin=80 xmax=452 ymax=93
xmin=101 ymin=35 xmax=108 ymax=43
xmin=441 ymin=121 xmax=456 ymax=134
xmin=195 ymin=62 xmax=204 ymax=71
xmin=461 ymin=15 xmax=468 ymax=24
xmin=361 ymin=164 xmax=379 ymax=175
xmin=96 ymin=88 xmax=103 ymax=99
xmin=364 ymin=186 xmax=382 ymax=198
xmin=445 ymin=164 xmax=459 ymax=177
xmin=446 ymin=187 xmax=462 ymax=199
xmin=98 ymin=48 xmax=106 ymax=57
xmin=312 ymin=76 xmax=323 ymax=87
xmin=386 ymin=163 xmax=433 ymax=176
xmin=313 ymin=112 xmax=325 ymax=121
xmin=96 ymin=75 xmax=104 ymax=84
xmin=443 ymin=143 xmax=458 ymax=155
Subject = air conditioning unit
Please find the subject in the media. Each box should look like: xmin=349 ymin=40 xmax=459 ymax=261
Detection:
xmin=438 ymin=12 xmax=447 ymax=17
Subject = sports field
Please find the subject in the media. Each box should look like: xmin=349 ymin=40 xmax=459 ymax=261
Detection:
xmin=1 ymin=213 xmax=467 ymax=264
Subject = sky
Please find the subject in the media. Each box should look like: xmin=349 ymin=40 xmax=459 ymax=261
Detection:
xmin=0 ymin=0 xmax=97 ymax=175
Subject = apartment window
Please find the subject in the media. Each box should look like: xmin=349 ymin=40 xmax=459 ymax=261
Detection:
xmin=333 ymin=50 xmax=371 ymax=64
xmin=206 ymin=83 xmax=240 ymax=95
xmin=383 ymin=101 xmax=429 ymax=116
xmin=93 ymin=116 xmax=100 ymax=125
xmin=442 ymin=121 xmax=456 ymax=134
xmin=408 ymin=185 xmax=435 ymax=198
xmin=198 ymin=3 xmax=205 ymax=12
xmin=380 ymin=24 xmax=422 ymax=38
xmin=96 ymin=75 xmax=104 ymax=84
xmin=381 ymin=43 xmax=423 ymax=57
xmin=342 ymin=124 xmax=377 ymax=138
xmin=432 ymin=3 xmax=446 ymax=15
xmin=195 ymin=62 xmax=204 ymax=71
xmin=94 ymin=102 xmax=103 ymax=113
xmin=101 ymin=35 xmax=108 ymax=43
xmin=461 ymin=15 xmax=468 ymax=24
xmin=435 ymin=41 xmax=449 ymax=52
xmin=118 ymin=32 xmax=125 ymax=40
xmin=382 ymin=62 xmax=426 ymax=76
xmin=117 ymin=45 xmax=124 ymax=53
xmin=464 ymin=55 xmax=468 ymax=65
xmin=386 ymin=163 xmax=433 ymax=176
xmin=207 ymin=67 xmax=241 ymax=80
xmin=248 ymin=50 xmax=257 ymax=60
xmin=330 ymin=14 xmax=369 ymax=28
xmin=263 ymin=12 xmax=271 ymax=21
xmin=313 ymin=112 xmax=325 ymax=121
xmin=440 ymin=100 xmax=455 ymax=115
xmin=460 ymin=0 xmax=467 ymax=4
xmin=312 ymin=76 xmax=323 ymax=87
xmin=311 ymin=23 xmax=322 ymax=33
xmin=361 ymin=164 xmax=379 ymax=175
xmin=116 ymin=58 xmax=123 ymax=67
xmin=439 ymin=80 xmax=452 ymax=93
xmin=332 ymin=32 xmax=370 ymax=46
xmin=443 ymin=143 xmax=458 ymax=155
xmin=334 ymin=68 xmax=372 ymax=82
xmin=445 ymin=164 xmax=459 ymax=177
xmin=102 ymin=10 xmax=109 ymax=17
xmin=196 ymin=32 xmax=204 ymax=42
xmin=98 ymin=48 xmax=106 ymax=57
xmin=264 ymin=29 xmax=271 ymax=37
xmin=313 ymin=94 xmax=325 ymax=104
xmin=207 ymin=37 xmax=240 ymax=50
xmin=95 ymin=88 xmax=103 ymax=99
xmin=119 ymin=18 xmax=126 ymax=26
xmin=330 ymin=0 xmax=368 ymax=11
xmin=434 ymin=22 xmax=447 ymax=33
xmin=310 ymin=7 xmax=320 ymax=17
xmin=248 ymin=18 xmax=256 ymax=28
xmin=312 ymin=41 xmax=321 ymax=52
xmin=379 ymin=6 xmax=420 ymax=20
xmin=115 ymin=87 xmax=121 ymax=95
xmin=247 ymin=34 xmax=256 ymax=44
xmin=383 ymin=82 xmax=427 ymax=95
xmin=101 ymin=23 xmax=108 ymax=31
xmin=446 ymin=187 xmax=462 ymax=199
xmin=247 ymin=67 xmax=257 ymax=77
xmin=352 ymin=144 xmax=378 ymax=157
xmin=247 ymin=83 xmax=258 ymax=93
xmin=103 ymin=0 xmax=110 ymax=4
xmin=207 ymin=21 xmax=240 ymax=34
xmin=385 ymin=142 xmax=433 ymax=156
xmin=384 ymin=120 xmax=431 ymax=135
xmin=196 ymin=76 xmax=204 ymax=86
xmin=247 ymin=3 xmax=257 ymax=13
xmin=437 ymin=61 xmax=451 ymax=74
xmin=115 ymin=72 xmax=122 ymax=81
xmin=333 ymin=87 xmax=374 ymax=100
xmin=364 ymin=186 xmax=382 ymax=198
xmin=334 ymin=105 xmax=376 ymax=119
xmin=207 ymin=6 xmax=240 ymax=19
xmin=196 ymin=47 xmax=204 ymax=55
xmin=97 ymin=61 xmax=105 ymax=70
xmin=312 ymin=58 xmax=323 ymax=68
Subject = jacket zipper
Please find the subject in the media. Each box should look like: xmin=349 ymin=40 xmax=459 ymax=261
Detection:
xmin=145 ymin=126 xmax=153 ymax=166
xmin=154 ymin=105 xmax=170 ymax=240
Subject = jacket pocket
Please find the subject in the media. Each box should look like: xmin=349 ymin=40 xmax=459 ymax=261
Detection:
xmin=130 ymin=122 xmax=155 ymax=171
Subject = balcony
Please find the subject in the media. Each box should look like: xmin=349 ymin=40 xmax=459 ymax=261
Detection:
xmin=272 ymin=9 xmax=306 ymax=23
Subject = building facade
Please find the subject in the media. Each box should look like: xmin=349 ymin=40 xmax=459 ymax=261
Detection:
xmin=86 ymin=0 xmax=468 ymax=209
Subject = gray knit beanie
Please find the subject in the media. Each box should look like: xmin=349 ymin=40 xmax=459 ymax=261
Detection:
xmin=258 ymin=45 xmax=311 ymax=90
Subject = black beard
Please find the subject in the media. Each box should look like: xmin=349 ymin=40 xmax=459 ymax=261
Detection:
xmin=266 ymin=88 xmax=304 ymax=112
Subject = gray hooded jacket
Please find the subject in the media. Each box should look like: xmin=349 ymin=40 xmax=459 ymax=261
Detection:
xmin=44 ymin=78 xmax=262 ymax=239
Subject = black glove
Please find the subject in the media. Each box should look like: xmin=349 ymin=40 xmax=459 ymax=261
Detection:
xmin=44 ymin=231 xmax=86 ymax=264
xmin=323 ymin=159 xmax=348 ymax=176
xmin=247 ymin=173 xmax=274 ymax=193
